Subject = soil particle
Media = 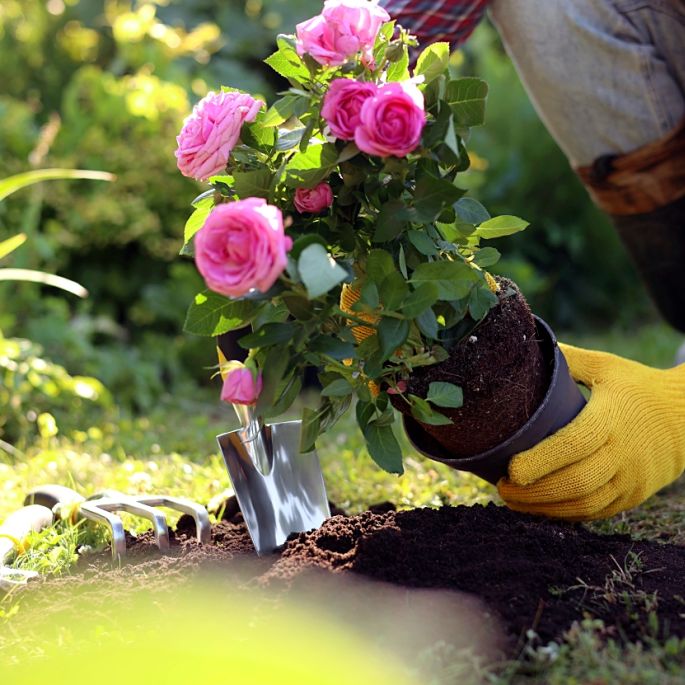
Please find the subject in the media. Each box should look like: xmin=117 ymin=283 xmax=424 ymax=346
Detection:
xmin=396 ymin=278 xmax=549 ymax=457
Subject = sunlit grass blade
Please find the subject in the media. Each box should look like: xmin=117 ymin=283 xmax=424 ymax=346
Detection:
xmin=0 ymin=169 xmax=115 ymax=202
xmin=0 ymin=233 xmax=27 ymax=260
xmin=0 ymin=268 xmax=88 ymax=297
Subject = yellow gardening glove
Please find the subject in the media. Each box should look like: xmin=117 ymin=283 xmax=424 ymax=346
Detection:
xmin=498 ymin=344 xmax=685 ymax=521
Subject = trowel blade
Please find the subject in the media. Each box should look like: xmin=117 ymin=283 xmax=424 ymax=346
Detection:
xmin=217 ymin=419 xmax=330 ymax=555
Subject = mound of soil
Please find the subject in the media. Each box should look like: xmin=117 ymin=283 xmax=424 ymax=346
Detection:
xmin=23 ymin=502 xmax=681 ymax=654
xmin=393 ymin=278 xmax=550 ymax=457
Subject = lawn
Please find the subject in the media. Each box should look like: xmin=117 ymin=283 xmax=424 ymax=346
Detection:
xmin=1 ymin=322 xmax=684 ymax=684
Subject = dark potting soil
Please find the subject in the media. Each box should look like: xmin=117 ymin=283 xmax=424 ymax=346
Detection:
xmin=20 ymin=502 xmax=683 ymax=655
xmin=396 ymin=278 xmax=549 ymax=457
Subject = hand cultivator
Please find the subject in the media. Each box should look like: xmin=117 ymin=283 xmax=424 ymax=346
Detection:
xmin=25 ymin=485 xmax=211 ymax=564
xmin=0 ymin=504 xmax=54 ymax=590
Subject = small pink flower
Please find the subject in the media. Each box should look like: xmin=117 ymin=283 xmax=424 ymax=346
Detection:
xmin=175 ymin=91 xmax=262 ymax=181
xmin=295 ymin=0 xmax=390 ymax=67
xmin=294 ymin=182 xmax=334 ymax=214
xmin=221 ymin=363 xmax=263 ymax=405
xmin=195 ymin=198 xmax=292 ymax=298
xmin=355 ymin=81 xmax=426 ymax=158
xmin=321 ymin=78 xmax=377 ymax=141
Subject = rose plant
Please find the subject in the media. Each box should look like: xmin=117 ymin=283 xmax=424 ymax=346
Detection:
xmin=178 ymin=0 xmax=529 ymax=474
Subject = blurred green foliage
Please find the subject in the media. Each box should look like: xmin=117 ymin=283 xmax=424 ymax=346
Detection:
xmin=0 ymin=1 xmax=662 ymax=432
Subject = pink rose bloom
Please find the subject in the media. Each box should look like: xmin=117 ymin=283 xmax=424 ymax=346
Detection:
xmin=355 ymin=81 xmax=426 ymax=157
xmin=175 ymin=91 xmax=262 ymax=181
xmin=221 ymin=363 xmax=263 ymax=405
xmin=294 ymin=182 xmax=334 ymax=214
xmin=321 ymin=78 xmax=377 ymax=140
xmin=295 ymin=0 xmax=390 ymax=67
xmin=195 ymin=198 xmax=292 ymax=298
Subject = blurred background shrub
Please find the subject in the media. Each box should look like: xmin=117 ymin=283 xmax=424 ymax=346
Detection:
xmin=0 ymin=0 xmax=657 ymax=441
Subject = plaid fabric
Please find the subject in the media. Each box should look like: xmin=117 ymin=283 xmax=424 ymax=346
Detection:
xmin=379 ymin=0 xmax=489 ymax=49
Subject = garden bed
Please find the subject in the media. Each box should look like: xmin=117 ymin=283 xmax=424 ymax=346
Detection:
xmin=18 ymin=503 xmax=685 ymax=654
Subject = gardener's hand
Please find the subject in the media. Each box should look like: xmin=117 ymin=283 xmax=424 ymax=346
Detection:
xmin=497 ymin=344 xmax=685 ymax=520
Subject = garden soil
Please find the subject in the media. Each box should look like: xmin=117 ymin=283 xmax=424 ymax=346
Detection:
xmin=394 ymin=277 xmax=550 ymax=457
xmin=14 ymin=502 xmax=685 ymax=655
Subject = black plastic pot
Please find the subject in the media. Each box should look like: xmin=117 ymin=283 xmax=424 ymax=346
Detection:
xmin=403 ymin=317 xmax=587 ymax=485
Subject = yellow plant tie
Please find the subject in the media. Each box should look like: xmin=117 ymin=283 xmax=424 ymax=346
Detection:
xmin=340 ymin=283 xmax=380 ymax=397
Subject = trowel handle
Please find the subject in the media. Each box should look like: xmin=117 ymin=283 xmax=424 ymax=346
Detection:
xmin=0 ymin=505 xmax=54 ymax=564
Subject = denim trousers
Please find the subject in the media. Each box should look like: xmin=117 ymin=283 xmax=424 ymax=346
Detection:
xmin=489 ymin=0 xmax=685 ymax=167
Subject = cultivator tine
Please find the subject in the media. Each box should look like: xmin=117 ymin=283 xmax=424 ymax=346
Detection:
xmin=78 ymin=502 xmax=129 ymax=563
xmin=135 ymin=496 xmax=212 ymax=545
xmin=87 ymin=498 xmax=170 ymax=553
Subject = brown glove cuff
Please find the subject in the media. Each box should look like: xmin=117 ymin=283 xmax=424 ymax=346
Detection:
xmin=576 ymin=116 xmax=685 ymax=216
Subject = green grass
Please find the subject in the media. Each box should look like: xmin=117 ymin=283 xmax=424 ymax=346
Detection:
xmin=0 ymin=321 xmax=683 ymax=682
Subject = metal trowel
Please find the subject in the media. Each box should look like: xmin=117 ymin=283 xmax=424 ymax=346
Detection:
xmin=216 ymin=340 xmax=330 ymax=555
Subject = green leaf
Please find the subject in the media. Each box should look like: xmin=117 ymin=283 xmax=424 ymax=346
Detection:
xmin=473 ymin=246 xmax=501 ymax=268
xmin=363 ymin=422 xmax=404 ymax=474
xmin=184 ymin=291 xmax=259 ymax=336
xmin=282 ymin=294 xmax=312 ymax=320
xmin=241 ymin=113 xmax=276 ymax=151
xmin=290 ymin=233 xmax=328 ymax=259
xmin=401 ymin=283 xmax=439 ymax=318
xmin=262 ymin=94 xmax=308 ymax=128
xmin=414 ymin=42 xmax=450 ymax=85
xmin=300 ymin=407 xmax=320 ymax=453
xmin=284 ymin=143 xmax=338 ymax=188
xmin=446 ymin=77 xmax=489 ymax=127
xmin=0 ymin=233 xmax=27 ymax=260
xmin=183 ymin=200 xmax=212 ymax=244
xmin=0 ymin=168 xmax=114 ymax=202
xmin=268 ymin=374 xmax=303 ymax=417
xmin=275 ymin=127 xmax=306 ymax=151
xmin=454 ymin=197 xmax=490 ymax=225
xmin=398 ymin=245 xmax=408 ymax=278
xmin=426 ymin=381 xmax=463 ymax=408
xmin=238 ymin=322 xmax=297 ymax=349
xmin=366 ymin=249 xmax=396 ymax=285
xmin=321 ymin=378 xmax=354 ymax=397
xmin=256 ymin=346 xmax=291 ymax=412
xmin=416 ymin=307 xmax=439 ymax=338
xmin=373 ymin=199 xmax=409 ymax=242
xmin=467 ymin=285 xmax=499 ymax=320
xmin=475 ymin=215 xmax=529 ymax=239
xmin=232 ymin=168 xmax=273 ymax=199
xmin=378 ymin=271 xmax=409 ymax=310
xmin=411 ymin=261 xmax=476 ymax=300
xmin=386 ymin=46 xmax=409 ymax=81
xmin=309 ymin=335 xmax=355 ymax=360
xmin=298 ymin=243 xmax=348 ymax=298
xmin=264 ymin=40 xmax=310 ymax=83
xmin=378 ymin=317 xmax=409 ymax=359
xmin=413 ymin=174 xmax=465 ymax=223
xmin=410 ymin=395 xmax=453 ymax=425
xmin=407 ymin=229 xmax=437 ymax=256
xmin=358 ymin=280 xmax=380 ymax=309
